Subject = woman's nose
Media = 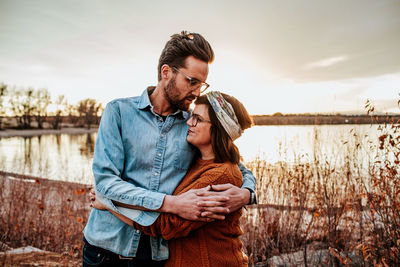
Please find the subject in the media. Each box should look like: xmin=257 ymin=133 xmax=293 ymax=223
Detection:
xmin=187 ymin=116 xmax=193 ymax=126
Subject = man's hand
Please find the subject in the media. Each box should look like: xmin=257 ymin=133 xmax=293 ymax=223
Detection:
xmin=196 ymin=184 xmax=250 ymax=218
xmin=161 ymin=186 xmax=230 ymax=222
xmin=88 ymin=188 xmax=108 ymax=210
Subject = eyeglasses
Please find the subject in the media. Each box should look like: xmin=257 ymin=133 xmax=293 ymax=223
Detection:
xmin=189 ymin=113 xmax=212 ymax=127
xmin=172 ymin=67 xmax=210 ymax=93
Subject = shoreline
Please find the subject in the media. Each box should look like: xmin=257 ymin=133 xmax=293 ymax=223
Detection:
xmin=0 ymin=127 xmax=98 ymax=138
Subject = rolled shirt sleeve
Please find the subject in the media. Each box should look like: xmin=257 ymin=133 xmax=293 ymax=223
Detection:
xmin=238 ymin=162 xmax=258 ymax=204
xmin=93 ymin=102 xmax=165 ymax=225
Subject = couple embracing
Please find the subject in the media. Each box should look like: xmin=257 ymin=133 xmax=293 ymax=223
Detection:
xmin=83 ymin=31 xmax=257 ymax=267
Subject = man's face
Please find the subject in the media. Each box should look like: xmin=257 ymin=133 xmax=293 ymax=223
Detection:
xmin=164 ymin=56 xmax=209 ymax=111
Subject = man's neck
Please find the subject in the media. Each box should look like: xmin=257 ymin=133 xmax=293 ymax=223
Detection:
xmin=149 ymin=85 xmax=177 ymax=116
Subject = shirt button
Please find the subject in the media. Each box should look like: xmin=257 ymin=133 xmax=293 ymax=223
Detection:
xmin=136 ymin=230 xmax=140 ymax=234
xmin=154 ymin=172 xmax=158 ymax=176
xmin=158 ymin=153 xmax=161 ymax=157
xmin=160 ymin=134 xmax=164 ymax=137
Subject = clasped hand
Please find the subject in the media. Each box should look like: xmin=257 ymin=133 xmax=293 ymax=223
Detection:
xmin=170 ymin=184 xmax=250 ymax=222
xmin=88 ymin=184 xmax=250 ymax=223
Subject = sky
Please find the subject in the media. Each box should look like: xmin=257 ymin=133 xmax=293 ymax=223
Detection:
xmin=1 ymin=0 xmax=400 ymax=115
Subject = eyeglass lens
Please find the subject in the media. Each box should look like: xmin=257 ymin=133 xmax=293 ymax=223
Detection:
xmin=192 ymin=114 xmax=198 ymax=126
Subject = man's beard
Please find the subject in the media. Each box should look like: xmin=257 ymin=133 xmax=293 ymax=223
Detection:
xmin=164 ymin=77 xmax=194 ymax=111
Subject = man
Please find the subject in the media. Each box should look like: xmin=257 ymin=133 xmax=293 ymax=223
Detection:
xmin=83 ymin=31 xmax=257 ymax=266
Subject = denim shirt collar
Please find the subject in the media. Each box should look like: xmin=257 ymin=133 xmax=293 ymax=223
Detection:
xmin=139 ymin=86 xmax=188 ymax=120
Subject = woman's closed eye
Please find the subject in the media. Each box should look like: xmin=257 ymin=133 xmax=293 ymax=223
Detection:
xmin=193 ymin=114 xmax=205 ymax=123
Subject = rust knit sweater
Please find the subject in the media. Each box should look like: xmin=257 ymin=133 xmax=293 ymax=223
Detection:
xmin=132 ymin=158 xmax=248 ymax=267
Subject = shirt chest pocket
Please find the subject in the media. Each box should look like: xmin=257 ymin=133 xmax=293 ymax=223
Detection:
xmin=173 ymin=141 xmax=195 ymax=171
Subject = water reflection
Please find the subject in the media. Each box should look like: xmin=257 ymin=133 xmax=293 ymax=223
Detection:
xmin=79 ymin=133 xmax=95 ymax=157
xmin=0 ymin=125 xmax=382 ymax=184
xmin=0 ymin=133 xmax=97 ymax=184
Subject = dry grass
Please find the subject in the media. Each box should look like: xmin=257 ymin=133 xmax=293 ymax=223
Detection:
xmin=0 ymin=171 xmax=91 ymax=265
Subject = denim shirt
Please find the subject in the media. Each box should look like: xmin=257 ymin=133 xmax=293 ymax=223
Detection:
xmin=83 ymin=88 xmax=257 ymax=259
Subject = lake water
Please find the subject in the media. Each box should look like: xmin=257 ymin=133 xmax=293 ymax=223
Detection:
xmin=0 ymin=125 xmax=383 ymax=184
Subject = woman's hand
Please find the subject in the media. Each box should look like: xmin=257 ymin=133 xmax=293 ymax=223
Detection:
xmin=89 ymin=188 xmax=107 ymax=210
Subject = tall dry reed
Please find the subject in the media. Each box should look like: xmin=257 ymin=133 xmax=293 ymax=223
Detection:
xmin=241 ymin=119 xmax=400 ymax=266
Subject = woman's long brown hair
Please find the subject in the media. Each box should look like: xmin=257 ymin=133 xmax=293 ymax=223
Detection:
xmin=194 ymin=93 xmax=252 ymax=164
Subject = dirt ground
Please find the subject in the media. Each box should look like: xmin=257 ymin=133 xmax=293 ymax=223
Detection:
xmin=0 ymin=250 xmax=81 ymax=267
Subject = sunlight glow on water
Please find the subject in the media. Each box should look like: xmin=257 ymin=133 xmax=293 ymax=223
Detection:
xmin=236 ymin=124 xmax=379 ymax=164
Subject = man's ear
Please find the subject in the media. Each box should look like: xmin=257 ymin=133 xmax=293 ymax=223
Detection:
xmin=160 ymin=64 xmax=172 ymax=80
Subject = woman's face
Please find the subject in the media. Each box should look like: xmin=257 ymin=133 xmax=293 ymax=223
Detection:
xmin=186 ymin=104 xmax=212 ymax=147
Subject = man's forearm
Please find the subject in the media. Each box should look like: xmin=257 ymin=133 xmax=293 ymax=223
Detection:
xmin=109 ymin=208 xmax=135 ymax=227
xmin=238 ymin=162 xmax=257 ymax=203
xmin=113 ymin=195 xmax=175 ymax=213
xmin=112 ymin=200 xmax=150 ymax=211
xmin=240 ymin=187 xmax=251 ymax=205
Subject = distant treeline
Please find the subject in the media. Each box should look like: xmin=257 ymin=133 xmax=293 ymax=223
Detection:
xmin=0 ymin=82 xmax=103 ymax=130
xmin=2 ymin=82 xmax=398 ymax=129
xmin=252 ymin=114 xmax=400 ymax=125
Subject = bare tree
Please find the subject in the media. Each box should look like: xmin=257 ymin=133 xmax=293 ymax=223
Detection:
xmin=51 ymin=95 xmax=68 ymax=129
xmin=66 ymin=103 xmax=79 ymax=125
xmin=9 ymin=88 xmax=35 ymax=128
xmin=77 ymin=98 xmax=102 ymax=129
xmin=32 ymin=88 xmax=51 ymax=129
xmin=0 ymin=83 xmax=7 ymax=130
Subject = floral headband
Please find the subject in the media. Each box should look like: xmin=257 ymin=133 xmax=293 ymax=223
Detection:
xmin=206 ymin=91 xmax=243 ymax=140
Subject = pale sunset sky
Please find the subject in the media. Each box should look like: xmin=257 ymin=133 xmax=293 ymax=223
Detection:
xmin=1 ymin=0 xmax=399 ymax=115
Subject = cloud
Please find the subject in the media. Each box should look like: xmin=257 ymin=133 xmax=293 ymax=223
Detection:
xmin=303 ymin=56 xmax=348 ymax=70
xmin=26 ymin=64 xmax=51 ymax=73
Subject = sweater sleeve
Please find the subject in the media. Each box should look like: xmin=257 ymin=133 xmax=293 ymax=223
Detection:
xmin=132 ymin=166 xmax=241 ymax=240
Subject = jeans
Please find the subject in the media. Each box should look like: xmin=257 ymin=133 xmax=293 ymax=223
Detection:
xmin=82 ymin=237 xmax=166 ymax=267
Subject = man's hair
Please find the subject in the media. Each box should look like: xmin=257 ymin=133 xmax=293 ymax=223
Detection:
xmin=195 ymin=93 xmax=253 ymax=164
xmin=157 ymin=31 xmax=214 ymax=81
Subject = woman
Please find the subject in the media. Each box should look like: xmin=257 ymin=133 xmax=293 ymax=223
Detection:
xmin=91 ymin=91 xmax=252 ymax=266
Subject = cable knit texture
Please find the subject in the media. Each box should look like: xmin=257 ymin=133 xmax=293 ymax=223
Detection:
xmin=132 ymin=158 xmax=248 ymax=267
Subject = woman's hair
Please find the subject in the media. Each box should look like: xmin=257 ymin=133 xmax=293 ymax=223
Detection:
xmin=157 ymin=31 xmax=214 ymax=81
xmin=194 ymin=93 xmax=253 ymax=164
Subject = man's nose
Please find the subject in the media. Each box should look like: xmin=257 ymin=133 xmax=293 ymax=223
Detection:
xmin=192 ymin=86 xmax=201 ymax=97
